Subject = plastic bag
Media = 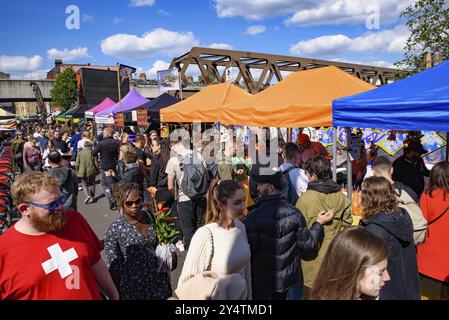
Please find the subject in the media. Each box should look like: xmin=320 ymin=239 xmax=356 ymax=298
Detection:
xmin=155 ymin=244 xmax=177 ymax=273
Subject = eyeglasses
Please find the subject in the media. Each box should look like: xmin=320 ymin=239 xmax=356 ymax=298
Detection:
xmin=26 ymin=192 xmax=68 ymax=213
xmin=124 ymin=198 xmax=143 ymax=207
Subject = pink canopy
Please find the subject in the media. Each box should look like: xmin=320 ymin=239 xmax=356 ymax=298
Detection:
xmin=85 ymin=98 xmax=116 ymax=117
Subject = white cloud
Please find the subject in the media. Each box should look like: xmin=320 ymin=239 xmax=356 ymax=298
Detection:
xmin=330 ymin=57 xmax=395 ymax=68
xmin=157 ymin=9 xmax=171 ymax=16
xmin=47 ymin=47 xmax=90 ymax=61
xmin=82 ymin=14 xmax=95 ymax=23
xmin=285 ymin=0 xmax=415 ymax=26
xmin=10 ymin=70 xmax=48 ymax=80
xmin=130 ymin=0 xmax=155 ymax=7
xmin=245 ymin=25 xmax=267 ymax=36
xmin=208 ymin=43 xmax=234 ymax=50
xmin=134 ymin=60 xmax=171 ymax=79
xmin=215 ymin=0 xmax=314 ymax=20
xmin=101 ymin=28 xmax=199 ymax=60
xmin=289 ymin=25 xmax=409 ymax=57
xmin=290 ymin=34 xmax=352 ymax=57
xmin=0 ymin=55 xmax=42 ymax=73
xmin=214 ymin=0 xmax=415 ymax=25
xmin=113 ymin=17 xmax=124 ymax=25
xmin=147 ymin=60 xmax=171 ymax=78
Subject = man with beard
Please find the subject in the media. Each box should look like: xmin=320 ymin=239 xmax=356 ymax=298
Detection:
xmin=0 ymin=171 xmax=119 ymax=300
xmin=243 ymin=171 xmax=333 ymax=300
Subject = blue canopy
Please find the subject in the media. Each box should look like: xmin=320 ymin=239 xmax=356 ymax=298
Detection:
xmin=333 ymin=60 xmax=449 ymax=132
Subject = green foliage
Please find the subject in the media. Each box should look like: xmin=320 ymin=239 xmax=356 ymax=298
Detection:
xmin=395 ymin=0 xmax=449 ymax=78
xmin=153 ymin=208 xmax=180 ymax=245
xmin=50 ymin=68 xmax=78 ymax=111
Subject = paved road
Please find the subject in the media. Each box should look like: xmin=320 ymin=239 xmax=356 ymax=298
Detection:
xmin=77 ymin=176 xmax=185 ymax=291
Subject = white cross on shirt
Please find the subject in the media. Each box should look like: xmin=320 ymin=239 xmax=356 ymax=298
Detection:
xmin=41 ymin=243 xmax=78 ymax=279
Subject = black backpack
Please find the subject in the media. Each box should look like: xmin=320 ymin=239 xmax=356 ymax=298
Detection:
xmin=178 ymin=153 xmax=209 ymax=200
xmin=281 ymin=166 xmax=299 ymax=206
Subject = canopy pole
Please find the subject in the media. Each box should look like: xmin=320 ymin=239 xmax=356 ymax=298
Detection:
xmin=446 ymin=132 xmax=449 ymax=161
xmin=332 ymin=126 xmax=338 ymax=182
xmin=346 ymin=127 xmax=353 ymax=201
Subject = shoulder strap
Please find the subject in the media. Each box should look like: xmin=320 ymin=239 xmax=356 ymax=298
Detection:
xmin=203 ymin=225 xmax=214 ymax=271
xmin=282 ymin=165 xmax=297 ymax=174
xmin=428 ymin=205 xmax=449 ymax=225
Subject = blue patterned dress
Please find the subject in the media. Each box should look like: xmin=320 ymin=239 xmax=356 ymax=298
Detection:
xmin=105 ymin=211 xmax=172 ymax=300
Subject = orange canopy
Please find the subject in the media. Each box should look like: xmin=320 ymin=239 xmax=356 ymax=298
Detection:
xmin=220 ymin=66 xmax=376 ymax=128
xmin=160 ymin=82 xmax=251 ymax=123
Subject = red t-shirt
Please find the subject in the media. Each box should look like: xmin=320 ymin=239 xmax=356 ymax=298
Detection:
xmin=0 ymin=210 xmax=104 ymax=300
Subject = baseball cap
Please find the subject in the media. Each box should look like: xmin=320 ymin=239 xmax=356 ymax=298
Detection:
xmin=297 ymin=133 xmax=310 ymax=145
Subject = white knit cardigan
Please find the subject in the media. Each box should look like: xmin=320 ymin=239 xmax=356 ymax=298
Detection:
xmin=177 ymin=220 xmax=252 ymax=299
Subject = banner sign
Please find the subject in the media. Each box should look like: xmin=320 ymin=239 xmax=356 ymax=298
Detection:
xmin=114 ymin=112 xmax=124 ymax=128
xmin=136 ymin=108 xmax=148 ymax=128
xmin=157 ymin=69 xmax=180 ymax=91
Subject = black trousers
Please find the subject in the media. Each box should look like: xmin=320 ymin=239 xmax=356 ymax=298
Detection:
xmin=177 ymin=198 xmax=206 ymax=250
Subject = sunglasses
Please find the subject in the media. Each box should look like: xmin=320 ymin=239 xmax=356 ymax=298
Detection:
xmin=124 ymin=198 xmax=143 ymax=207
xmin=26 ymin=192 xmax=68 ymax=213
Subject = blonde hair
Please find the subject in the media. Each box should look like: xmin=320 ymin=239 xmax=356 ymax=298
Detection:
xmin=103 ymin=127 xmax=115 ymax=138
xmin=120 ymin=132 xmax=130 ymax=143
xmin=11 ymin=171 xmax=60 ymax=205
xmin=205 ymin=180 xmax=243 ymax=224
xmin=119 ymin=143 xmax=135 ymax=161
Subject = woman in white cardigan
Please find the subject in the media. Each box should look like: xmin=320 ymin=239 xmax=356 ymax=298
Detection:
xmin=177 ymin=179 xmax=252 ymax=299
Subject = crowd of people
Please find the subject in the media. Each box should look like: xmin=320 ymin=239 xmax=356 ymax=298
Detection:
xmin=0 ymin=123 xmax=448 ymax=301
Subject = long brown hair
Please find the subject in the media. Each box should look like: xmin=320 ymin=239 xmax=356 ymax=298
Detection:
xmin=312 ymin=227 xmax=389 ymax=300
xmin=361 ymin=176 xmax=398 ymax=219
xmin=205 ymin=180 xmax=243 ymax=224
xmin=426 ymin=162 xmax=449 ymax=200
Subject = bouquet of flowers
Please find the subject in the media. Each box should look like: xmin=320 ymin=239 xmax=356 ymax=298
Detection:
xmin=153 ymin=204 xmax=179 ymax=273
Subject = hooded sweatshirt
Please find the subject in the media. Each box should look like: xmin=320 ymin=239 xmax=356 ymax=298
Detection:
xmin=48 ymin=166 xmax=78 ymax=211
xmin=362 ymin=208 xmax=420 ymax=300
xmin=297 ymin=179 xmax=353 ymax=288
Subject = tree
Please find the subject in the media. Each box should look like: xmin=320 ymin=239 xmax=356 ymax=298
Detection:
xmin=395 ymin=0 xmax=449 ymax=78
xmin=50 ymin=68 xmax=78 ymax=111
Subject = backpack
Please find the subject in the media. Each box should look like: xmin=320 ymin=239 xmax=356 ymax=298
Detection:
xmin=281 ymin=166 xmax=299 ymax=206
xmin=178 ymin=153 xmax=209 ymax=200
xmin=395 ymin=184 xmax=428 ymax=245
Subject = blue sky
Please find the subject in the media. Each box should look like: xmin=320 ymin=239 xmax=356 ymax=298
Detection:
xmin=0 ymin=0 xmax=414 ymax=79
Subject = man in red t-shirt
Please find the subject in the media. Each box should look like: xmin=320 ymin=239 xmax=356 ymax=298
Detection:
xmin=0 ymin=171 xmax=119 ymax=300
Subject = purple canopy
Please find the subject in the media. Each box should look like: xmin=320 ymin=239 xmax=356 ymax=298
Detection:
xmin=96 ymin=88 xmax=150 ymax=115
xmin=85 ymin=97 xmax=116 ymax=117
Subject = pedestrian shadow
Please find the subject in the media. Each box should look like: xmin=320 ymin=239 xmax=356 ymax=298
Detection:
xmin=95 ymin=193 xmax=106 ymax=201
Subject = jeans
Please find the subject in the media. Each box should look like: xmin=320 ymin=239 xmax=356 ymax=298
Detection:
xmin=81 ymin=175 xmax=96 ymax=199
xmin=101 ymin=169 xmax=117 ymax=207
xmin=27 ymin=163 xmax=42 ymax=172
xmin=177 ymin=198 xmax=206 ymax=250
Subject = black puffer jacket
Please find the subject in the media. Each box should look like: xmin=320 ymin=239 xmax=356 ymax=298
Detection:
xmin=243 ymin=194 xmax=324 ymax=294
xmin=362 ymin=208 xmax=420 ymax=300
